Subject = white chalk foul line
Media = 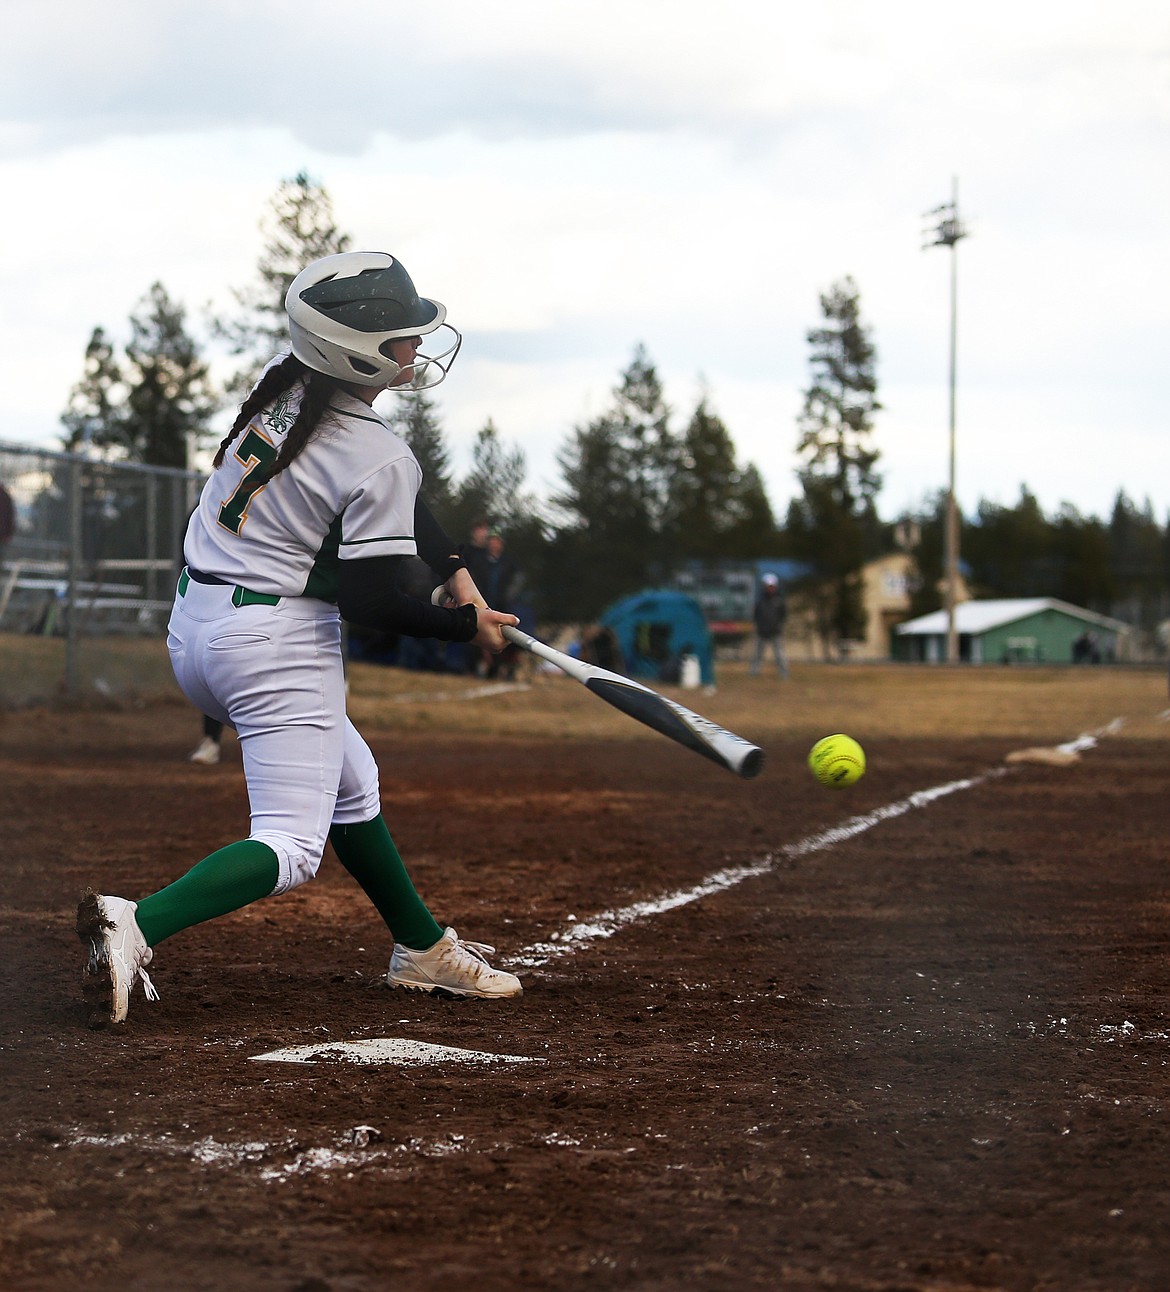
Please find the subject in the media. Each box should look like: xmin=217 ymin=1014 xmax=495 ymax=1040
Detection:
xmin=1057 ymin=716 xmax=1124 ymax=754
xmin=511 ymin=858 xmax=777 ymax=969
xmin=511 ymin=717 xmax=1134 ymax=970
xmin=510 ymin=769 xmax=1004 ymax=968
xmin=50 ymin=1127 xmax=491 ymax=1180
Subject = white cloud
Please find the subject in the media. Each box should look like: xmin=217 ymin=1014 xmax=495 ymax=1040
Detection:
xmin=0 ymin=0 xmax=1167 ymax=524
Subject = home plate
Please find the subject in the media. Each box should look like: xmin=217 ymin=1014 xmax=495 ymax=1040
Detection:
xmin=250 ymin=1037 xmax=543 ymax=1066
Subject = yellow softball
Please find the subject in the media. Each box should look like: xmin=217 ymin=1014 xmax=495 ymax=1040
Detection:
xmin=808 ymin=734 xmax=866 ymax=788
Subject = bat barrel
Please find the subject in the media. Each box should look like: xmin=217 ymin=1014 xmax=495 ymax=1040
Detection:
xmin=503 ymin=626 xmax=764 ymax=779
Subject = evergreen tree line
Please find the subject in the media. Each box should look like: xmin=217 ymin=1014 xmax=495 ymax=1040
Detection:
xmin=905 ymin=487 xmax=1170 ymax=635
xmin=58 ymin=173 xmax=1168 ymax=636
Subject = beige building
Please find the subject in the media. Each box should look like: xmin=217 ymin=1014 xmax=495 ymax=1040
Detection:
xmin=782 ymin=552 xmax=970 ymax=662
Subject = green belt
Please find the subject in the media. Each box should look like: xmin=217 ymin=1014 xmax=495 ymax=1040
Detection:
xmin=178 ymin=567 xmax=280 ymax=607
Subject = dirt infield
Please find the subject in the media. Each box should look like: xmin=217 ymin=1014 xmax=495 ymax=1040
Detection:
xmin=3 ymin=664 xmax=1170 ymax=1290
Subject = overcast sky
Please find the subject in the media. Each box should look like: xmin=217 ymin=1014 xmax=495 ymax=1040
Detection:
xmin=2 ymin=0 xmax=1167 ymax=524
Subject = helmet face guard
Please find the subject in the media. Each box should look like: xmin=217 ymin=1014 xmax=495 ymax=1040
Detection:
xmin=397 ymin=323 xmax=462 ymax=391
xmin=285 ymin=251 xmax=461 ymax=390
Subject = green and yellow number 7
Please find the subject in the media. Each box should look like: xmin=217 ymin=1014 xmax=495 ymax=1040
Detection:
xmin=217 ymin=428 xmax=277 ymax=535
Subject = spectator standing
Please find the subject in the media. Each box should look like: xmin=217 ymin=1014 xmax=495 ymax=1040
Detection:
xmin=750 ymin=573 xmax=789 ymax=679
xmin=457 ymin=519 xmax=493 ymax=673
xmin=482 ymin=531 xmax=519 ymax=612
xmin=481 ymin=531 xmax=522 ymax=680
xmin=459 ymin=519 xmax=492 ymax=593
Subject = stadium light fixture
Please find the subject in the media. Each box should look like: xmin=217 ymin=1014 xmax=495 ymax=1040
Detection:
xmin=923 ymin=178 xmax=968 ymax=665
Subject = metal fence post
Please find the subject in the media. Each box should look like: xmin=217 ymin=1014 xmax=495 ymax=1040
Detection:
xmin=65 ymin=457 xmax=82 ymax=698
xmin=146 ymin=471 xmax=159 ymax=604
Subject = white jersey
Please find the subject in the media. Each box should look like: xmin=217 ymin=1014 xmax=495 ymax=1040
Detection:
xmin=184 ymin=374 xmax=421 ymax=600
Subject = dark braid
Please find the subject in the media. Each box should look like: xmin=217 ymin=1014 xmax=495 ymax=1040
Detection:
xmin=213 ymin=354 xmax=303 ymax=468
xmin=213 ymin=353 xmax=345 ymax=482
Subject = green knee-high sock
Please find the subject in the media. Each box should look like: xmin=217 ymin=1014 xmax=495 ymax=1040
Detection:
xmin=329 ymin=814 xmax=443 ymax=951
xmin=134 ymin=840 xmax=280 ymax=947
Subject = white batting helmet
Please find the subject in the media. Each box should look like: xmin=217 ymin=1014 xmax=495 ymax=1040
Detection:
xmin=285 ymin=251 xmax=461 ymax=389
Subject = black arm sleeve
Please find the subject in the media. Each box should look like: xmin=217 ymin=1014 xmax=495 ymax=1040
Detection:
xmin=337 ymin=556 xmax=478 ymax=642
xmin=414 ymin=496 xmax=466 ymax=582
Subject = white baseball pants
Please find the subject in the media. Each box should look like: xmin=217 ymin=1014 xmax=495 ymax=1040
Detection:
xmin=167 ymin=578 xmax=381 ymax=896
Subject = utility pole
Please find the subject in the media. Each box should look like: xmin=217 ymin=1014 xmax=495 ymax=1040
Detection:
xmin=923 ymin=178 xmax=968 ymax=664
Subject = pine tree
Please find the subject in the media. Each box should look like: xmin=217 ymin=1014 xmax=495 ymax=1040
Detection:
xmin=790 ymin=277 xmax=882 ymax=652
xmin=966 ymin=488 xmax=1052 ymax=596
xmin=618 ymin=346 xmax=678 ymax=543
xmin=60 ymin=286 xmax=216 ymax=468
xmin=451 ymin=420 xmax=536 ymax=538
xmin=215 ymin=171 xmax=351 ymax=397
xmin=1052 ymin=504 xmax=1114 ymax=611
xmin=552 ymin=345 xmax=678 ymax=613
xmin=1109 ymin=491 xmax=1166 ymax=630
xmin=61 ymin=327 xmax=123 ymax=453
xmin=906 ymin=492 xmax=948 ymax=617
xmin=445 ymin=420 xmax=548 ymax=617
xmin=722 ymin=463 xmax=779 ymax=557
xmin=672 ymin=396 xmax=739 ymax=557
xmin=671 ymin=396 xmax=776 ymax=558
xmin=122 ymin=283 xmax=218 ymax=468
xmin=385 ymin=389 xmax=456 ymax=523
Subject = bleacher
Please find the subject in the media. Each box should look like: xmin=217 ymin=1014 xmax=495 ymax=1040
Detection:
xmin=0 ymin=556 xmax=177 ymax=635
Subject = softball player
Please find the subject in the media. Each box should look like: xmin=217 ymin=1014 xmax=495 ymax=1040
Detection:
xmin=78 ymin=251 xmax=522 ymax=1026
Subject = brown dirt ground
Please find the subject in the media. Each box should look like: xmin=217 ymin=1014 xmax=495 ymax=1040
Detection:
xmin=2 ymin=669 xmax=1170 ymax=1291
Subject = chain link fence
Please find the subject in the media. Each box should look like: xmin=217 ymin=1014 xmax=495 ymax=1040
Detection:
xmin=0 ymin=442 xmax=205 ymax=706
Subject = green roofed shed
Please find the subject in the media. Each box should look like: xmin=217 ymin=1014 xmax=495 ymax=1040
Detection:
xmin=892 ymin=598 xmax=1129 ymax=664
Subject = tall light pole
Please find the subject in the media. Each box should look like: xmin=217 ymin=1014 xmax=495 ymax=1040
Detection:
xmin=923 ymin=178 xmax=968 ymax=664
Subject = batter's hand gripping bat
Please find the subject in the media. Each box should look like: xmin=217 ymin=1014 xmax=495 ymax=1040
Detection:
xmin=433 ymin=586 xmax=763 ymax=778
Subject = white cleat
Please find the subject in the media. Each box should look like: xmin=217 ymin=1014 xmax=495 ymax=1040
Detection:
xmin=388 ymin=927 xmax=522 ymax=999
xmin=188 ymin=736 xmax=221 ymax=765
xmin=76 ymin=891 xmax=159 ymax=1027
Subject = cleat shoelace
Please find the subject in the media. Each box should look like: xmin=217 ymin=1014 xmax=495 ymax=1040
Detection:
xmin=456 ymin=939 xmax=496 ymax=964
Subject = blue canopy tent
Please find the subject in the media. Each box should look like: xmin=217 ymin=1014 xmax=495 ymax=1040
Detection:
xmin=598 ymin=589 xmax=715 ymax=687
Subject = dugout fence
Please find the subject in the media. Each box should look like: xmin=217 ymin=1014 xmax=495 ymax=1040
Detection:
xmin=0 ymin=442 xmax=204 ymax=705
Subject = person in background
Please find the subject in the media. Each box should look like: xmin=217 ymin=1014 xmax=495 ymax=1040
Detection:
xmin=189 ymin=715 xmax=224 ymax=765
xmin=750 ymin=573 xmax=789 ymax=679
xmin=481 ymin=530 xmax=522 ymax=680
xmin=459 ymin=518 xmax=492 ymax=589
xmin=457 ymin=519 xmax=493 ymax=673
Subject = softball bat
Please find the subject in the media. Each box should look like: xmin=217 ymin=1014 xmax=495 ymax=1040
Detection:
xmin=433 ymin=587 xmax=763 ymax=778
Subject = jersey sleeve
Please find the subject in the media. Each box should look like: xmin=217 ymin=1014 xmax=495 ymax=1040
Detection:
xmin=338 ymin=452 xmax=422 ymax=561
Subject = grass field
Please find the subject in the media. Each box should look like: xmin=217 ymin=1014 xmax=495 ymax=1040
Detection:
xmin=2 ymin=628 xmax=1166 ymax=752
xmin=344 ymin=657 xmax=1170 ymax=746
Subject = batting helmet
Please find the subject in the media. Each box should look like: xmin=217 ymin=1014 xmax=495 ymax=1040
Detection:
xmin=285 ymin=251 xmax=461 ymax=389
